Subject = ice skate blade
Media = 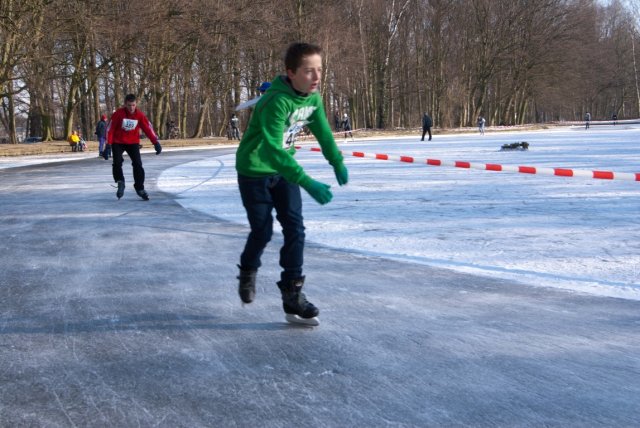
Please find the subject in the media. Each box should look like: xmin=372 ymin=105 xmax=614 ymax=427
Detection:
xmin=285 ymin=314 xmax=319 ymax=326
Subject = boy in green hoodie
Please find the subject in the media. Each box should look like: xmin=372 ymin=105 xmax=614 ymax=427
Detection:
xmin=235 ymin=42 xmax=349 ymax=326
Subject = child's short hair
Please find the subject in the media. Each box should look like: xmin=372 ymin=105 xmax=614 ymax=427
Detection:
xmin=124 ymin=93 xmax=136 ymax=103
xmin=284 ymin=42 xmax=322 ymax=72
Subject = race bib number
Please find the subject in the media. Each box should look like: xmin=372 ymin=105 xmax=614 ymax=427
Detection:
xmin=122 ymin=118 xmax=138 ymax=131
xmin=282 ymin=106 xmax=316 ymax=148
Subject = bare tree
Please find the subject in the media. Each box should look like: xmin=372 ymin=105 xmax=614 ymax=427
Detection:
xmin=2 ymin=0 xmax=640 ymax=142
xmin=0 ymin=0 xmax=49 ymax=143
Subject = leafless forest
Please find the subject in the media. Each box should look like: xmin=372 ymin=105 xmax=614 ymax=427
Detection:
xmin=1 ymin=0 xmax=639 ymax=143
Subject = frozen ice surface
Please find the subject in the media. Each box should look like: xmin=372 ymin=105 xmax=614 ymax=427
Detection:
xmin=159 ymin=127 xmax=640 ymax=300
xmin=2 ymin=130 xmax=639 ymax=426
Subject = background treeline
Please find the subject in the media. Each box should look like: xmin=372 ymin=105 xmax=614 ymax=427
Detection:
xmin=1 ymin=0 xmax=639 ymax=143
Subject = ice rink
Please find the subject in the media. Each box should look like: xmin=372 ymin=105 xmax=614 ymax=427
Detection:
xmin=160 ymin=125 xmax=640 ymax=300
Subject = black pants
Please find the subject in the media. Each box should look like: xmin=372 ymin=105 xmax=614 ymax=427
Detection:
xmin=421 ymin=126 xmax=432 ymax=141
xmin=111 ymin=143 xmax=145 ymax=191
xmin=238 ymin=174 xmax=305 ymax=282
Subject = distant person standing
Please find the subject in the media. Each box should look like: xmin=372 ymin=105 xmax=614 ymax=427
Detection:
xmin=612 ymin=113 xmax=618 ymax=125
xmin=106 ymin=93 xmax=162 ymax=200
xmin=477 ymin=116 xmax=486 ymax=135
xmin=230 ymin=113 xmax=240 ymax=139
xmin=95 ymin=114 xmax=108 ymax=157
xmin=77 ymin=131 xmax=86 ymax=151
xmin=585 ymin=112 xmax=591 ymax=129
xmin=334 ymin=112 xmax=340 ymax=132
xmin=421 ymin=112 xmax=433 ymax=141
xmin=166 ymin=120 xmax=174 ymax=138
xmin=342 ymin=113 xmax=353 ymax=140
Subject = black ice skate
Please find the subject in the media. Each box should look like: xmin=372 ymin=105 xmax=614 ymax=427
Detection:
xmin=237 ymin=265 xmax=257 ymax=304
xmin=116 ymin=181 xmax=125 ymax=199
xmin=136 ymin=189 xmax=149 ymax=201
xmin=277 ymin=277 xmax=319 ymax=326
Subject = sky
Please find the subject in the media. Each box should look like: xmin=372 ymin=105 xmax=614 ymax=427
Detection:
xmin=157 ymin=123 xmax=640 ymax=301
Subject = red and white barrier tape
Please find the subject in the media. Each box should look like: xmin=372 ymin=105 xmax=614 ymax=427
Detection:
xmin=297 ymin=128 xmax=363 ymax=141
xmin=300 ymin=146 xmax=640 ymax=182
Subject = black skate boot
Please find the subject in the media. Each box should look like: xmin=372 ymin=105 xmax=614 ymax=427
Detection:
xmin=116 ymin=181 xmax=125 ymax=199
xmin=136 ymin=189 xmax=149 ymax=201
xmin=277 ymin=277 xmax=319 ymax=326
xmin=237 ymin=265 xmax=257 ymax=304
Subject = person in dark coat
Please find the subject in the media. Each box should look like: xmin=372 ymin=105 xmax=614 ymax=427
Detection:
xmin=341 ymin=113 xmax=353 ymax=139
xmin=421 ymin=112 xmax=433 ymax=141
xmin=230 ymin=113 xmax=240 ymax=139
xmin=95 ymin=114 xmax=108 ymax=156
xmin=585 ymin=112 xmax=591 ymax=130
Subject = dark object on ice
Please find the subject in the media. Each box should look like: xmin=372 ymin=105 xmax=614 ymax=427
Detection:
xmin=501 ymin=141 xmax=529 ymax=151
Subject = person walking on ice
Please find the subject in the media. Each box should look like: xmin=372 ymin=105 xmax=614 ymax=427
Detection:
xmin=230 ymin=113 xmax=240 ymax=140
xmin=421 ymin=112 xmax=432 ymax=141
xmin=95 ymin=114 xmax=108 ymax=157
xmin=234 ymin=42 xmax=349 ymax=326
xmin=341 ymin=113 xmax=353 ymax=140
xmin=585 ymin=112 xmax=591 ymax=129
xmin=105 ymin=93 xmax=162 ymax=200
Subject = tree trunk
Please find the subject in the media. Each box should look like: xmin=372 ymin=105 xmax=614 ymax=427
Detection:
xmin=6 ymin=81 xmax=17 ymax=144
xmin=192 ymin=97 xmax=209 ymax=138
xmin=63 ymin=85 xmax=79 ymax=138
xmin=179 ymin=80 xmax=188 ymax=139
xmin=632 ymin=30 xmax=640 ymax=117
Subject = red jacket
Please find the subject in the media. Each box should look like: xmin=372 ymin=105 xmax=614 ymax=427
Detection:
xmin=107 ymin=107 xmax=158 ymax=145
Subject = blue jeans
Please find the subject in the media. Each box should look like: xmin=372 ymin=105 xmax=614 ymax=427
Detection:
xmin=238 ymin=174 xmax=305 ymax=282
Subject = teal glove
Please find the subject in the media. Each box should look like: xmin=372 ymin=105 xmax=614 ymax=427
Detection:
xmin=301 ymin=178 xmax=333 ymax=205
xmin=333 ymin=163 xmax=349 ymax=186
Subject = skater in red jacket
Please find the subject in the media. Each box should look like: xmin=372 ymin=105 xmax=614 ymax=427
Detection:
xmin=106 ymin=93 xmax=162 ymax=200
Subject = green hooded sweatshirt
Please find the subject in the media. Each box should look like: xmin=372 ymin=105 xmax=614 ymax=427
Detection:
xmin=235 ymin=76 xmax=343 ymax=186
